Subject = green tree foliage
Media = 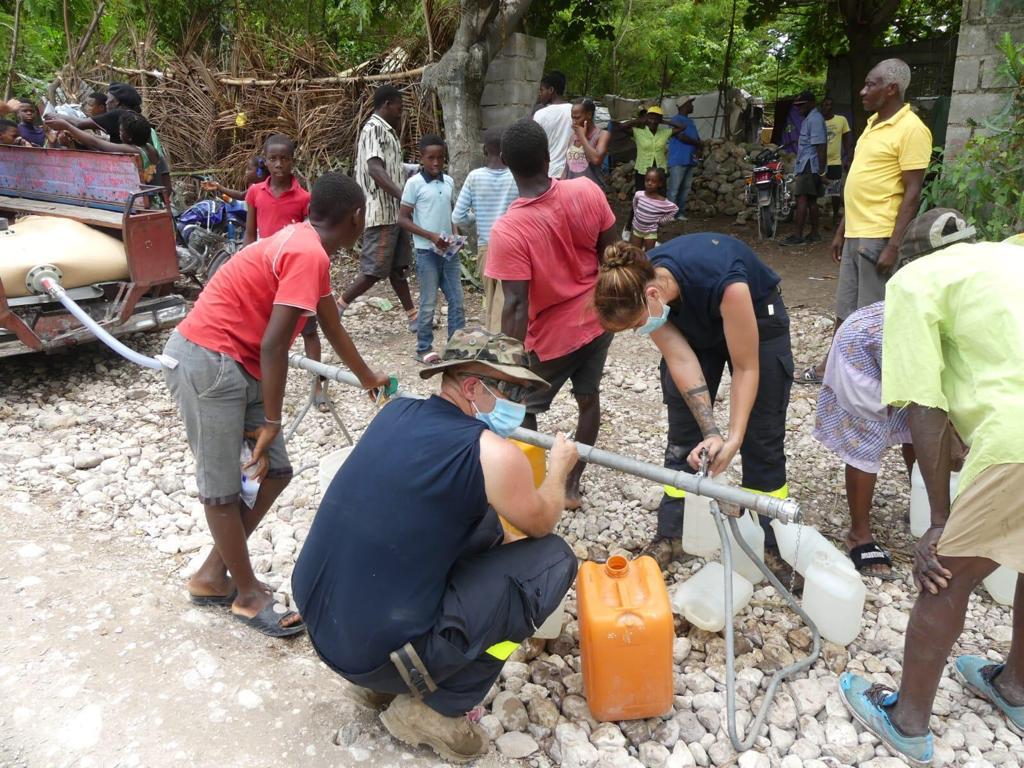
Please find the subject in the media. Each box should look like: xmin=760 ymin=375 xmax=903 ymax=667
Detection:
xmin=922 ymin=34 xmax=1024 ymax=240
xmin=532 ymin=0 xmax=826 ymax=100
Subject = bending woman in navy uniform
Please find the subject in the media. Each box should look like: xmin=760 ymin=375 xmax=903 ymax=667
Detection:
xmin=592 ymin=235 xmax=794 ymax=567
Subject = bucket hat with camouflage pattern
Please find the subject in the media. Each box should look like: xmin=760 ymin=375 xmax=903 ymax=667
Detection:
xmin=419 ymin=327 xmax=550 ymax=390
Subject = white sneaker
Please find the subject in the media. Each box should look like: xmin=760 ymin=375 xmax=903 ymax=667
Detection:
xmin=621 ymin=228 xmax=633 ymax=240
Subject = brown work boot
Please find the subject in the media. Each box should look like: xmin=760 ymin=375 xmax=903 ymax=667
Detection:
xmin=642 ymin=536 xmax=689 ymax=570
xmin=344 ymin=683 xmax=396 ymax=710
xmin=379 ymin=694 xmax=488 ymax=763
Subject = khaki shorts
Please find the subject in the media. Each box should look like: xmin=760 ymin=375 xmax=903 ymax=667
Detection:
xmin=793 ymin=171 xmax=824 ymax=198
xmin=940 ymin=463 xmax=1024 ymax=572
xmin=835 ymin=237 xmax=890 ymax=320
xmin=162 ymin=332 xmax=292 ymax=505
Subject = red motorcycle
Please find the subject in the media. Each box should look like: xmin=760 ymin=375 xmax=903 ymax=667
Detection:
xmin=745 ymin=148 xmax=794 ymax=240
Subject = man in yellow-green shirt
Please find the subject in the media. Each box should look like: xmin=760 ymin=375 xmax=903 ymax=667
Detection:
xmin=618 ymin=105 xmax=673 ymax=237
xmin=821 ymin=96 xmax=852 ymax=223
xmin=799 ymin=59 xmax=932 ymax=383
xmin=838 ymin=209 xmax=1024 ymax=764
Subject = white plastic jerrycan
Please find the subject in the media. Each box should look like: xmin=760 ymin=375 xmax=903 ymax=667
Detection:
xmin=909 ymin=463 xmax=962 ymax=537
xmin=802 ymin=550 xmax=867 ymax=646
xmin=670 ymin=561 xmax=753 ymax=633
xmin=771 ymin=519 xmax=854 ymax=577
xmin=682 ymin=494 xmax=721 ymax=558
xmin=983 ymin=566 xmax=1019 ymax=607
xmin=534 ymin=594 xmax=567 ymax=639
xmin=722 ymin=510 xmax=766 ymax=585
xmin=318 ymin=446 xmax=356 ymax=494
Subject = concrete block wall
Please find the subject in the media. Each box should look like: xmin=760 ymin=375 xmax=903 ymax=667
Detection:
xmin=946 ymin=0 xmax=1024 ymax=156
xmin=480 ymin=33 xmax=546 ymax=131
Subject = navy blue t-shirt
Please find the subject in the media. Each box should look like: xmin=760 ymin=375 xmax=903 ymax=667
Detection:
xmin=649 ymin=233 xmax=781 ymax=350
xmin=292 ymin=395 xmax=488 ymax=674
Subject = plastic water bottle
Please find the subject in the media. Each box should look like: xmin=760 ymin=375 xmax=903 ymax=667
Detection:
xmin=240 ymin=443 xmax=260 ymax=509
xmin=909 ymin=463 xmax=962 ymax=537
xmin=983 ymin=566 xmax=1019 ymax=606
xmin=723 ymin=510 xmax=766 ymax=584
xmin=682 ymin=494 xmax=721 ymax=558
xmin=802 ymin=550 xmax=867 ymax=645
xmin=670 ymin=561 xmax=754 ymax=633
xmin=771 ymin=520 xmax=854 ymax=577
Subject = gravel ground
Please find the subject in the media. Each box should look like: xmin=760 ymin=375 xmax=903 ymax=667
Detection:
xmin=0 ymin=221 xmax=1017 ymax=768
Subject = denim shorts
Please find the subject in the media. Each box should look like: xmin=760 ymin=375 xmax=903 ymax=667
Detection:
xmin=161 ymin=331 xmax=292 ymax=505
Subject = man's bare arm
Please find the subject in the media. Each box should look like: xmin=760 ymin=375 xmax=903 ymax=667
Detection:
xmin=876 ymin=168 xmax=926 ymax=274
xmin=500 ymin=280 xmax=530 ymax=342
xmin=367 ymin=157 xmax=403 ymax=200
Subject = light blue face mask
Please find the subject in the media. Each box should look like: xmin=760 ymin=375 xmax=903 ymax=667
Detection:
xmin=635 ymin=296 xmax=670 ymax=336
xmin=473 ymin=382 xmax=526 ymax=438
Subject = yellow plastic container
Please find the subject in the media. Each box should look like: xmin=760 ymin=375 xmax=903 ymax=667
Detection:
xmin=500 ymin=440 xmax=547 ymax=540
xmin=577 ymin=554 xmax=674 ymax=721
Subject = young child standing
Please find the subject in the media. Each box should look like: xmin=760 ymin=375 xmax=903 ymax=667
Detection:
xmin=631 ymin=167 xmax=678 ymax=251
xmin=452 ymin=127 xmax=519 ymax=332
xmin=162 ymin=173 xmax=389 ymax=638
xmin=0 ymin=119 xmax=31 ymax=146
xmin=398 ymin=134 xmax=466 ymax=364
xmin=241 ymin=134 xmax=330 ymax=409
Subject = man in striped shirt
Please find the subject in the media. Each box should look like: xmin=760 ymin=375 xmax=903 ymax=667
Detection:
xmin=339 ymin=85 xmax=418 ymax=330
xmin=452 ymin=127 xmax=519 ymax=331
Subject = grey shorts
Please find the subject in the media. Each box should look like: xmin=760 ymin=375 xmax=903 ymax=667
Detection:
xmin=161 ymin=331 xmax=292 ymax=505
xmin=793 ymin=171 xmax=824 ymax=198
xmin=835 ymin=237 xmax=890 ymax=320
xmin=526 ymin=332 xmax=613 ymax=414
xmin=360 ymin=224 xmax=412 ymax=279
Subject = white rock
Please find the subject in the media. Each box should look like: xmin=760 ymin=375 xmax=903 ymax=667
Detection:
xmin=591 ymin=723 xmax=627 ymax=750
xmin=737 ymin=752 xmax=770 ymax=768
xmin=492 ymin=691 xmax=529 ymax=732
xmin=666 ymin=742 xmax=697 ymax=768
xmin=237 ymin=689 xmax=262 ymax=709
xmin=496 ymin=731 xmax=538 ymax=758
xmin=73 ymin=451 xmax=103 ymax=469
xmin=556 ymin=723 xmax=601 ymax=768
xmin=639 ymin=741 xmax=670 ymax=768
xmin=479 ymin=714 xmax=504 ymax=741
xmin=878 ymin=605 xmax=909 ymax=632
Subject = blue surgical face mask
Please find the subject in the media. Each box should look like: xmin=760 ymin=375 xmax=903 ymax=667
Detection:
xmin=635 ymin=295 xmax=670 ymax=336
xmin=472 ymin=382 xmax=526 ymax=438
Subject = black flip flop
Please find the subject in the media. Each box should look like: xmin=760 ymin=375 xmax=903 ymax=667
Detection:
xmin=848 ymin=541 xmax=899 ymax=581
xmin=189 ymin=589 xmax=238 ymax=607
xmin=795 ymin=366 xmax=823 ymax=385
xmin=233 ymin=601 xmax=306 ymax=638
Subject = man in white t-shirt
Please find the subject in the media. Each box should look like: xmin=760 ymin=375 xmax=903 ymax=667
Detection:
xmin=532 ymin=71 xmax=574 ymax=179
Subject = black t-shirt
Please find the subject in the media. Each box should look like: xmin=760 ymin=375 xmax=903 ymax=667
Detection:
xmin=93 ymin=109 xmax=170 ymax=177
xmin=649 ymin=233 xmax=781 ymax=350
xmin=292 ymin=395 xmax=488 ymax=674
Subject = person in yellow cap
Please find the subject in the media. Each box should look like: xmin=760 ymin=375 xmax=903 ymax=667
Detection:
xmin=618 ymin=104 xmax=673 ymax=238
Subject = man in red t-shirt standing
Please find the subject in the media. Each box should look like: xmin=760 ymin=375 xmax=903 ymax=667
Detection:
xmin=486 ymin=119 xmax=619 ymax=507
xmin=161 ymin=173 xmax=389 ymax=638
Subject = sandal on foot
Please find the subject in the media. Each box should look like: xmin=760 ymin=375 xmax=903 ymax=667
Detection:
xmin=314 ymin=383 xmax=331 ymax=413
xmin=189 ymin=588 xmax=237 ymax=607
xmin=839 ymin=673 xmax=933 ymax=766
xmin=779 ymin=235 xmax=806 ymax=247
xmin=954 ymin=656 xmax=1024 ymax=736
xmin=848 ymin=541 xmax=899 ymax=581
xmin=232 ymin=602 xmax=305 ymax=638
xmin=796 ymin=366 xmax=823 ymax=385
xmin=415 ymin=351 xmax=441 ymax=365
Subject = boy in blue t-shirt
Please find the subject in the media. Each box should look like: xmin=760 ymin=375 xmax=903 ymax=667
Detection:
xmin=398 ymin=135 xmax=466 ymax=364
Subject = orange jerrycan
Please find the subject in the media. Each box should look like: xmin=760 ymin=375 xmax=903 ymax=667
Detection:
xmin=577 ymin=553 xmax=674 ymax=721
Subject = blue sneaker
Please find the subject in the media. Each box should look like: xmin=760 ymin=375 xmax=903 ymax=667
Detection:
xmin=839 ymin=673 xmax=934 ymax=766
xmin=954 ymin=656 xmax=1024 ymax=736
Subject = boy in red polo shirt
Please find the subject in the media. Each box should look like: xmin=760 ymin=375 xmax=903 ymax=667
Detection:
xmin=242 ymin=134 xmax=330 ymax=407
xmin=162 ymin=172 xmax=389 ymax=638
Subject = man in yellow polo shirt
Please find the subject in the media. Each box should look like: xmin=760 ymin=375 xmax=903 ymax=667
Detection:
xmin=799 ymin=59 xmax=932 ymax=383
xmin=839 ymin=210 xmax=1024 ymax=764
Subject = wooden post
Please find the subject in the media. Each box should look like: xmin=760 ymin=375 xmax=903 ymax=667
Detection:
xmin=4 ymin=0 xmax=23 ymax=100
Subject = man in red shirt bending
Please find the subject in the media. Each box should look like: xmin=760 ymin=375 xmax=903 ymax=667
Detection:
xmin=161 ymin=173 xmax=389 ymax=637
xmin=486 ymin=119 xmax=619 ymax=508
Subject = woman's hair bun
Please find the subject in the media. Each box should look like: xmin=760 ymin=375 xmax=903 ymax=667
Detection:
xmin=601 ymin=241 xmax=644 ymax=272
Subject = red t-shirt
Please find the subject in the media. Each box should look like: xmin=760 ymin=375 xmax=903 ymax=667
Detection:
xmin=485 ymin=178 xmax=616 ymax=361
xmin=245 ymin=176 xmax=311 ymax=239
xmin=178 ymin=223 xmax=331 ymax=379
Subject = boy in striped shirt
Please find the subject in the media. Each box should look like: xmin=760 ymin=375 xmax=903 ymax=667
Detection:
xmin=452 ymin=127 xmax=519 ymax=331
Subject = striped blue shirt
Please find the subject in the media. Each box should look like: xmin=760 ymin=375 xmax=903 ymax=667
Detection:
xmin=451 ymin=167 xmax=519 ymax=246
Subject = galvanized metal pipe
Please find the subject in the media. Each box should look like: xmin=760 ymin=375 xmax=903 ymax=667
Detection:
xmin=287 ymin=353 xmax=802 ymax=523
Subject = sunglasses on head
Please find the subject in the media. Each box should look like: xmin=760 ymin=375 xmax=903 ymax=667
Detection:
xmin=460 ymin=374 xmax=529 ymax=403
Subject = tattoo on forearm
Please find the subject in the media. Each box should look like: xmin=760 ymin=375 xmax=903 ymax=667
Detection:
xmin=683 ymin=384 xmax=720 ymax=438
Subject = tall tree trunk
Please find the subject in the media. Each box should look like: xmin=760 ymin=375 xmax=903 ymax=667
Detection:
xmin=3 ymin=0 xmax=22 ymax=100
xmin=839 ymin=0 xmax=901 ymax=134
xmin=423 ymin=0 xmax=534 ymax=187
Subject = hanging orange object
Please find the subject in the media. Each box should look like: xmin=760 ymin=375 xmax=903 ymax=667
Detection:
xmin=499 ymin=440 xmax=548 ymax=541
xmin=577 ymin=554 xmax=674 ymax=721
